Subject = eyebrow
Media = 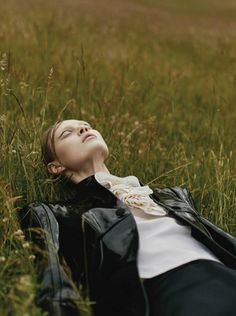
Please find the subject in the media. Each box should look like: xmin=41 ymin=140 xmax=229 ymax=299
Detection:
xmin=57 ymin=122 xmax=91 ymax=139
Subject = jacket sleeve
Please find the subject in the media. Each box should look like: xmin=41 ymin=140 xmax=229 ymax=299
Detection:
xmin=18 ymin=202 xmax=82 ymax=316
xmin=170 ymin=186 xmax=236 ymax=257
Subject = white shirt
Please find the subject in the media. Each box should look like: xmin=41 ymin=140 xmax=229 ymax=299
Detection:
xmin=95 ymin=171 xmax=223 ymax=278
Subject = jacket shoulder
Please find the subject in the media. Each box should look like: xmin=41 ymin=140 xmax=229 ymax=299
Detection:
xmin=154 ymin=186 xmax=196 ymax=206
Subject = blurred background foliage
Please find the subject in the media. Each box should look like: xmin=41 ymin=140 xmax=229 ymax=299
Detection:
xmin=1 ymin=0 xmax=236 ymax=314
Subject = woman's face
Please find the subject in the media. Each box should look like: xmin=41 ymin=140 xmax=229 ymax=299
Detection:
xmin=49 ymin=119 xmax=109 ymax=174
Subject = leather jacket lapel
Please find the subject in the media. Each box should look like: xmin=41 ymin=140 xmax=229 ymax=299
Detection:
xmin=71 ymin=175 xmax=120 ymax=208
xmin=68 ymin=175 xmax=131 ymax=213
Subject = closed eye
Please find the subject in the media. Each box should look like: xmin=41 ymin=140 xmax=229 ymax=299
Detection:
xmin=60 ymin=130 xmax=72 ymax=138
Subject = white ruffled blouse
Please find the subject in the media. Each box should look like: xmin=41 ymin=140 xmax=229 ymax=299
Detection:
xmin=94 ymin=171 xmax=167 ymax=217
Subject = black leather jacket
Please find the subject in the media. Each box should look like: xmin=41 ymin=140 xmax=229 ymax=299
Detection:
xmin=19 ymin=175 xmax=236 ymax=316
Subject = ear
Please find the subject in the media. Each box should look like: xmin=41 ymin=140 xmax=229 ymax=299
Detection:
xmin=47 ymin=160 xmax=66 ymax=175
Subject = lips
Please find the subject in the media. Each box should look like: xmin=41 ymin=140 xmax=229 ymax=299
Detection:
xmin=82 ymin=132 xmax=97 ymax=143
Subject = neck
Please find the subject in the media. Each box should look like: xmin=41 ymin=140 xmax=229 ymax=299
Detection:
xmin=67 ymin=161 xmax=110 ymax=184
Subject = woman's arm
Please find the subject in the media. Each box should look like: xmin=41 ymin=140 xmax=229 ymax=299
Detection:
xmin=18 ymin=202 xmax=82 ymax=316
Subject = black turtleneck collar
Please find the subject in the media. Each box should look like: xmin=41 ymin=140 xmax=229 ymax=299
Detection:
xmin=68 ymin=174 xmax=120 ymax=209
xmin=59 ymin=173 xmax=148 ymax=213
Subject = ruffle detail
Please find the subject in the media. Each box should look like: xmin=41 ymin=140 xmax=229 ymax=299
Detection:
xmin=95 ymin=172 xmax=167 ymax=216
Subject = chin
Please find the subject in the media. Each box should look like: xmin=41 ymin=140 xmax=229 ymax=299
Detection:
xmin=89 ymin=142 xmax=109 ymax=158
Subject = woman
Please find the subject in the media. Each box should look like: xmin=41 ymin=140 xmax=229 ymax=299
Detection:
xmin=21 ymin=119 xmax=236 ymax=316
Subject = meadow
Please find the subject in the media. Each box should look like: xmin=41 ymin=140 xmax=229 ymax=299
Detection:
xmin=0 ymin=0 xmax=236 ymax=314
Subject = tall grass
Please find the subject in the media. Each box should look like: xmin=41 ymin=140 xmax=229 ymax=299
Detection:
xmin=1 ymin=0 xmax=236 ymax=314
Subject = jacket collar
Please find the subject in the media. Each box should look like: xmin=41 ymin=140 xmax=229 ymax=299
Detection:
xmin=69 ymin=174 xmax=127 ymax=210
xmin=65 ymin=174 xmax=161 ymax=214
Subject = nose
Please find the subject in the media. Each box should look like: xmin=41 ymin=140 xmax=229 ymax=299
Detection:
xmin=77 ymin=125 xmax=91 ymax=135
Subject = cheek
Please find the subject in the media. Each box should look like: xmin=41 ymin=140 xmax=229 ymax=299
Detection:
xmin=54 ymin=135 xmax=108 ymax=168
xmin=56 ymin=140 xmax=83 ymax=163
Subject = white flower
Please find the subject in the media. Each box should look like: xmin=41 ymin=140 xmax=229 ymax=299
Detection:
xmin=22 ymin=242 xmax=30 ymax=248
xmin=14 ymin=229 xmax=24 ymax=235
